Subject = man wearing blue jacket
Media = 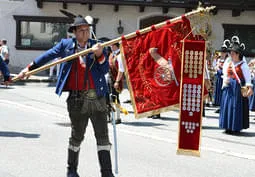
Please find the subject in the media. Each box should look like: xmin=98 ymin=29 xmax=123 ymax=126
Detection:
xmin=18 ymin=16 xmax=114 ymax=177
xmin=0 ymin=55 xmax=11 ymax=85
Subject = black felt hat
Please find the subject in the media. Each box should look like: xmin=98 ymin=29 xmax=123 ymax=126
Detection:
xmin=219 ymin=45 xmax=228 ymax=53
xmin=229 ymin=36 xmax=245 ymax=55
xmin=218 ymin=39 xmax=230 ymax=53
xmin=68 ymin=15 xmax=90 ymax=33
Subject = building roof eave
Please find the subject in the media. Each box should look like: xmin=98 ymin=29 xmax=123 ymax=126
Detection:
xmin=36 ymin=0 xmax=255 ymax=11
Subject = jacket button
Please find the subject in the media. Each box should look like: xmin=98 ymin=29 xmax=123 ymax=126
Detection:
xmin=100 ymin=87 xmax=103 ymax=90
xmin=99 ymin=78 xmax=102 ymax=82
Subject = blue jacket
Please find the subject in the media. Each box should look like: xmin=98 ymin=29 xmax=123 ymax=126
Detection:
xmin=33 ymin=38 xmax=109 ymax=96
xmin=0 ymin=56 xmax=10 ymax=81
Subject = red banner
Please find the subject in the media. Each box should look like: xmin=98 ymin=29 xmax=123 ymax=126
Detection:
xmin=121 ymin=17 xmax=193 ymax=118
xmin=177 ymin=40 xmax=206 ymax=156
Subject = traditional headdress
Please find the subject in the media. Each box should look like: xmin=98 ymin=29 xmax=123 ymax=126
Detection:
xmin=218 ymin=39 xmax=231 ymax=53
xmin=229 ymin=36 xmax=245 ymax=55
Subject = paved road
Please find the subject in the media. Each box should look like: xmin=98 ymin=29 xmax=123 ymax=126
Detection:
xmin=0 ymin=82 xmax=255 ymax=177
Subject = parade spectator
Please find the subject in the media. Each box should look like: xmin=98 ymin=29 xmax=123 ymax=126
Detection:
xmin=219 ymin=36 xmax=253 ymax=134
xmin=0 ymin=39 xmax=10 ymax=65
xmin=0 ymin=55 xmax=11 ymax=85
xmin=204 ymin=59 xmax=213 ymax=107
xmin=0 ymin=39 xmax=2 ymax=77
xmin=212 ymin=52 xmax=219 ymax=70
xmin=248 ymin=59 xmax=255 ymax=111
xmin=18 ymin=15 xmax=115 ymax=177
xmin=49 ymin=57 xmax=60 ymax=79
xmin=49 ymin=42 xmax=60 ymax=79
xmin=202 ymin=59 xmax=212 ymax=117
xmin=108 ymin=42 xmax=124 ymax=124
xmin=213 ymin=41 xmax=230 ymax=113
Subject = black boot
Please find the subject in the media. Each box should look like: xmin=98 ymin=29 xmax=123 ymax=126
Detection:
xmin=67 ymin=148 xmax=80 ymax=177
xmin=98 ymin=150 xmax=115 ymax=177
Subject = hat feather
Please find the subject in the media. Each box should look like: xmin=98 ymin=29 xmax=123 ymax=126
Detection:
xmin=231 ymin=36 xmax=240 ymax=44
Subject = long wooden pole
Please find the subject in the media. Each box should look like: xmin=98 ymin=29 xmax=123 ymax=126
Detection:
xmin=12 ymin=6 xmax=215 ymax=82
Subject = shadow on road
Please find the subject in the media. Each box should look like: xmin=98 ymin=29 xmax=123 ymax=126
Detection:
xmin=0 ymin=131 xmax=40 ymax=138
xmin=55 ymin=122 xmax=71 ymax=127
xmin=157 ymin=116 xmax=178 ymax=122
xmin=202 ymin=125 xmax=220 ymax=130
xmin=47 ymin=82 xmax=56 ymax=87
xmin=204 ymin=115 xmax=219 ymax=119
xmin=127 ymin=110 xmax=134 ymax=114
xmin=122 ymin=121 xmax=165 ymax=127
xmin=230 ymin=131 xmax=255 ymax=137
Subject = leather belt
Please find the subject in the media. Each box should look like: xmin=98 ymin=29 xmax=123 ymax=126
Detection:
xmin=85 ymin=89 xmax=97 ymax=99
xmin=70 ymin=89 xmax=97 ymax=99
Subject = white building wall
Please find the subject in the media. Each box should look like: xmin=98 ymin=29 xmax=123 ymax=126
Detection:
xmin=210 ymin=10 xmax=255 ymax=50
xmin=0 ymin=0 xmax=254 ymax=69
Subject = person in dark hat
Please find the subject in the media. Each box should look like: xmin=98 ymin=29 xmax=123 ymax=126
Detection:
xmin=213 ymin=40 xmax=230 ymax=113
xmin=18 ymin=15 xmax=115 ymax=177
xmin=219 ymin=36 xmax=253 ymax=134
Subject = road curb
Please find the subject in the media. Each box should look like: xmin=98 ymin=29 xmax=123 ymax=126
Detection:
xmin=10 ymin=74 xmax=56 ymax=83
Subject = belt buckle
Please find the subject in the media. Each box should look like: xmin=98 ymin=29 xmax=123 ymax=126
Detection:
xmin=86 ymin=89 xmax=97 ymax=99
xmin=70 ymin=90 xmax=84 ymax=98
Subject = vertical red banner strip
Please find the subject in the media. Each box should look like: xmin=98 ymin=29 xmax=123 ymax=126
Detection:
xmin=177 ymin=40 xmax=206 ymax=156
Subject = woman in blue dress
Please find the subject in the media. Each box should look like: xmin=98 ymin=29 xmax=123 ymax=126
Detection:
xmin=248 ymin=59 xmax=255 ymax=111
xmin=219 ymin=36 xmax=253 ymax=134
xmin=214 ymin=42 xmax=229 ymax=113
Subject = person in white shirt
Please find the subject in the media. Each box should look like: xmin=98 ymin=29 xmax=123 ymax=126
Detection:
xmin=108 ymin=42 xmax=124 ymax=124
xmin=0 ymin=39 xmax=10 ymax=65
xmin=49 ymin=57 xmax=60 ymax=79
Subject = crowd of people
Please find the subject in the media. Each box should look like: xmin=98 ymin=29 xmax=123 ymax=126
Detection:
xmin=208 ymin=36 xmax=254 ymax=135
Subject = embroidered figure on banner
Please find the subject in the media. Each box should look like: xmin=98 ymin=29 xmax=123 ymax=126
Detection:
xmin=149 ymin=48 xmax=178 ymax=87
xmin=135 ymin=51 xmax=157 ymax=111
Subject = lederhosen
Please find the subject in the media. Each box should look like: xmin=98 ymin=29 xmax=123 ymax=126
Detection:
xmin=66 ymin=41 xmax=110 ymax=152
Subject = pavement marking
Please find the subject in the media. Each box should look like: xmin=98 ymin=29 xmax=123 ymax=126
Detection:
xmin=1 ymin=99 xmax=255 ymax=161
xmin=119 ymin=129 xmax=176 ymax=144
xmin=118 ymin=129 xmax=255 ymax=161
xmin=0 ymin=99 xmax=67 ymax=119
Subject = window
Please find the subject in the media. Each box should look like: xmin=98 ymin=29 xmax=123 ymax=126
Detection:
xmin=14 ymin=15 xmax=73 ymax=50
xmin=140 ymin=15 xmax=171 ymax=29
xmin=223 ymin=24 xmax=255 ymax=57
xmin=40 ymin=22 xmax=46 ymax=33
